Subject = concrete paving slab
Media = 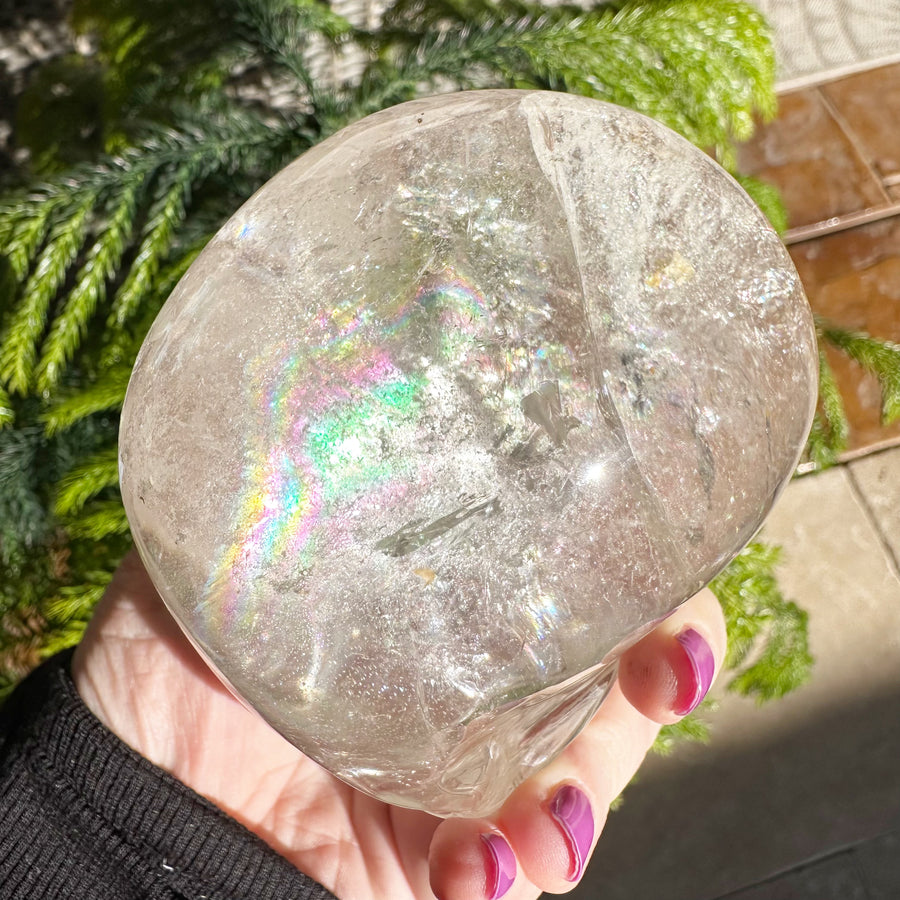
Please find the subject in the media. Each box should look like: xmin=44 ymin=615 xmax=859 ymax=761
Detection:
xmin=856 ymin=830 xmax=900 ymax=899
xmin=720 ymin=850 xmax=868 ymax=900
xmin=848 ymin=446 xmax=900 ymax=573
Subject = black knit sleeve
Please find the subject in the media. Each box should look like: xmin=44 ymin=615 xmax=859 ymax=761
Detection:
xmin=0 ymin=651 xmax=339 ymax=900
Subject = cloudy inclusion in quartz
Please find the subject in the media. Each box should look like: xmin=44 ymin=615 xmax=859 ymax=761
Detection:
xmin=119 ymin=91 xmax=818 ymax=816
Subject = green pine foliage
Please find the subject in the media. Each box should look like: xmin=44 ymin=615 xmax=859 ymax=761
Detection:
xmin=820 ymin=321 xmax=900 ymax=423
xmin=0 ymin=395 xmax=128 ymax=695
xmin=0 ymin=0 xmax=886 ymax=725
xmin=805 ymin=344 xmax=850 ymax=471
xmin=1 ymin=0 xmax=778 ymax=422
xmin=710 ymin=541 xmax=813 ymax=701
xmin=801 ymin=318 xmax=900 ymax=471
xmin=653 ymin=698 xmax=714 ymax=755
xmin=734 ymin=174 xmax=789 ymax=235
xmin=651 ymin=538 xmax=813 ymax=754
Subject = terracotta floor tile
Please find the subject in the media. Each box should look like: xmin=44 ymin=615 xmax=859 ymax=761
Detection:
xmin=822 ymin=62 xmax=900 ymax=180
xmin=737 ymin=89 xmax=886 ymax=229
xmin=788 ymin=218 xmax=900 ymax=454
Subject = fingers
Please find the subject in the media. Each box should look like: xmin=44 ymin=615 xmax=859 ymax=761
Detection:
xmin=429 ymin=588 xmax=726 ymax=899
xmin=429 ymin=818 xmax=525 ymax=900
xmin=618 ymin=587 xmax=727 ymax=725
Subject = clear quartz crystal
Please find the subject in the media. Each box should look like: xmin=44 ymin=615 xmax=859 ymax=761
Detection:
xmin=119 ymin=91 xmax=818 ymax=817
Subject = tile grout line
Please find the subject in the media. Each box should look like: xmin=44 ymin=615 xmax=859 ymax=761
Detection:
xmin=783 ymin=203 xmax=900 ymax=245
xmin=817 ymin=87 xmax=894 ymax=206
xmin=844 ymin=464 xmax=900 ymax=582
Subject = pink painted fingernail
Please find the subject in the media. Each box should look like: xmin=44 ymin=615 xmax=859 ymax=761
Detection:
xmin=673 ymin=627 xmax=716 ymax=716
xmin=549 ymin=784 xmax=594 ymax=882
xmin=480 ymin=833 xmax=516 ymax=899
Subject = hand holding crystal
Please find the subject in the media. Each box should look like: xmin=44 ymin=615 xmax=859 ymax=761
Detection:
xmin=73 ymin=551 xmax=725 ymax=899
xmin=119 ymin=91 xmax=815 ymax=818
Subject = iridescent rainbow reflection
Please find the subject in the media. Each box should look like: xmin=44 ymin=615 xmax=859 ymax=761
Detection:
xmin=202 ymin=274 xmax=492 ymax=637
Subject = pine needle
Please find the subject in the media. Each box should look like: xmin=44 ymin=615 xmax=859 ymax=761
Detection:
xmin=234 ymin=0 xmax=354 ymax=94
xmin=35 ymin=179 xmax=146 ymax=393
xmin=653 ymin=699 xmax=714 ymax=755
xmin=735 ymin=174 xmax=789 ymax=235
xmin=63 ymin=500 xmax=131 ymax=540
xmin=711 ymin=540 xmax=813 ymax=702
xmin=42 ymin=366 xmax=133 ymax=436
xmin=54 ymin=446 xmax=120 ymax=517
xmin=0 ymin=388 xmax=12 ymax=428
xmin=107 ymin=159 xmax=202 ymax=331
xmin=379 ymin=0 xmax=775 ymax=162
xmin=100 ymin=237 xmax=209 ymax=367
xmin=804 ymin=345 xmax=849 ymax=469
xmin=821 ymin=322 xmax=900 ymax=425
xmin=0 ymin=190 xmax=99 ymax=395
xmin=1 ymin=191 xmax=67 ymax=282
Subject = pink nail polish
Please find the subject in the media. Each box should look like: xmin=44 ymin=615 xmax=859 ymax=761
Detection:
xmin=480 ymin=833 xmax=516 ymax=899
xmin=548 ymin=784 xmax=594 ymax=881
xmin=673 ymin=627 xmax=715 ymax=715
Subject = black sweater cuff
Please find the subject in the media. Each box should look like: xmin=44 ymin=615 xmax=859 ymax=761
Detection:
xmin=0 ymin=651 xmax=338 ymax=900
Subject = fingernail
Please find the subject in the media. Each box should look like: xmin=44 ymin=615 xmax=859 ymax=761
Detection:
xmin=673 ymin=627 xmax=716 ymax=715
xmin=548 ymin=784 xmax=594 ymax=882
xmin=480 ymin=833 xmax=516 ymax=899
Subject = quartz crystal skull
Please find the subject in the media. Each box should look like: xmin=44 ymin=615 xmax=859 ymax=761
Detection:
xmin=119 ymin=91 xmax=818 ymax=817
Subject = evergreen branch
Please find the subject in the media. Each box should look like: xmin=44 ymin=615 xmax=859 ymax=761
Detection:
xmin=100 ymin=236 xmax=210 ymax=368
xmin=330 ymin=20 xmax=515 ymax=127
xmin=805 ymin=414 xmax=837 ymax=472
xmin=0 ymin=607 xmax=47 ymax=699
xmin=40 ymin=569 xmax=116 ymax=655
xmin=4 ymin=112 xmax=304 ymax=394
xmin=735 ymin=174 xmax=788 ymax=235
xmin=820 ymin=322 xmax=900 ymax=424
xmin=35 ymin=617 xmax=95 ymax=658
xmin=711 ymin=540 xmax=813 ymax=701
xmin=366 ymin=0 xmax=774 ymax=161
xmin=0 ymin=191 xmax=67 ymax=282
xmin=43 ymin=579 xmax=110 ymax=626
xmin=232 ymin=0 xmax=354 ymax=95
xmin=54 ymin=446 xmax=120 ymax=517
xmin=0 ymin=388 xmax=12 ymax=429
xmin=1 ymin=398 xmax=120 ymax=574
xmin=504 ymin=0 xmax=774 ymax=162
xmin=619 ymin=0 xmax=774 ymax=143
xmin=0 ymin=191 xmax=99 ymax=395
xmin=727 ymin=599 xmax=812 ymax=702
xmin=653 ymin=700 xmax=714 ymax=754
xmin=1 ymin=417 xmax=57 ymax=565
xmin=35 ymin=180 xmax=146 ymax=393
xmin=804 ymin=346 xmax=848 ymax=469
xmin=105 ymin=112 xmax=308 ymax=334
xmin=42 ymin=366 xmax=132 ymax=436
xmin=106 ymin=158 xmax=203 ymax=332
xmin=62 ymin=500 xmax=131 ymax=540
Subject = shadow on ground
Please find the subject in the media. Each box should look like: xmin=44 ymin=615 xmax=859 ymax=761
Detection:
xmin=565 ymin=684 xmax=900 ymax=900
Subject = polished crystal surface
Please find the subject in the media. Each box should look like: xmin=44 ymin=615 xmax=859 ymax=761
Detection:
xmin=119 ymin=91 xmax=818 ymax=817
